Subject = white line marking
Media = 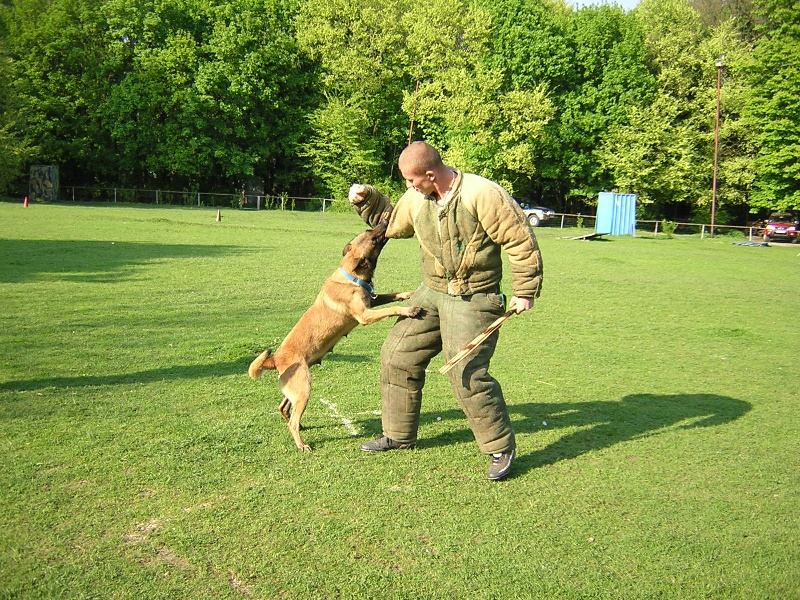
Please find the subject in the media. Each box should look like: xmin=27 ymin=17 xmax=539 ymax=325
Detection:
xmin=318 ymin=398 xmax=361 ymax=437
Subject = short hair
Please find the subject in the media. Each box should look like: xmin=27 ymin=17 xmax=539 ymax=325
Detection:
xmin=399 ymin=141 xmax=443 ymax=174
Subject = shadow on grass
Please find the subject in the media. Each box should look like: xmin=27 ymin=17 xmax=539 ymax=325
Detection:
xmin=0 ymin=352 xmax=379 ymax=394
xmin=0 ymin=360 xmax=250 ymax=393
xmin=0 ymin=239 xmax=250 ymax=283
xmin=420 ymin=393 xmax=751 ymax=476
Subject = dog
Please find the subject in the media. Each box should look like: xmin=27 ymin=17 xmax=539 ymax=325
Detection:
xmin=248 ymin=222 xmax=422 ymax=451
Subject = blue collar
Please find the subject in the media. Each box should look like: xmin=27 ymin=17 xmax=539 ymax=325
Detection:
xmin=339 ymin=267 xmax=376 ymax=298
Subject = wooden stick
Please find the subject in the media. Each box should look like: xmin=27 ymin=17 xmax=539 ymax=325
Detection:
xmin=438 ymin=310 xmax=515 ymax=375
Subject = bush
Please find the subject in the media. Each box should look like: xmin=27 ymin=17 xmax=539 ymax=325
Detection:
xmin=661 ymin=220 xmax=678 ymax=238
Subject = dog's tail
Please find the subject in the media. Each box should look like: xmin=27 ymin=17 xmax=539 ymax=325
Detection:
xmin=248 ymin=349 xmax=275 ymax=380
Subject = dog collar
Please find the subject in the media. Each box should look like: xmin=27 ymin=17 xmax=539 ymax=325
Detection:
xmin=339 ymin=267 xmax=376 ymax=298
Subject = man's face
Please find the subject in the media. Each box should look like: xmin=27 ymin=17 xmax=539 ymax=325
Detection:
xmin=400 ymin=163 xmax=435 ymax=197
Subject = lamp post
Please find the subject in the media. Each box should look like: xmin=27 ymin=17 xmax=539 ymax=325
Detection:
xmin=711 ymin=54 xmax=725 ymax=237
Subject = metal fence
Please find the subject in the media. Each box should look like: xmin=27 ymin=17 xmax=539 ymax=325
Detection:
xmin=62 ymin=186 xmax=336 ymax=212
xmin=542 ymin=213 xmax=767 ymax=241
xmin=54 ymin=187 xmax=768 ymax=240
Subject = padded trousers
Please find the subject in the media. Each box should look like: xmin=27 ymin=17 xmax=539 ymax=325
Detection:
xmin=379 ymin=284 xmax=516 ymax=455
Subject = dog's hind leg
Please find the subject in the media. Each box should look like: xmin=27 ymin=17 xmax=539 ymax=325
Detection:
xmin=278 ymin=363 xmax=312 ymax=452
xmin=278 ymin=397 xmax=292 ymax=422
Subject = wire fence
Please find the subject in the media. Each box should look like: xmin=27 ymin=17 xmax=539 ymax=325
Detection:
xmin=539 ymin=213 xmax=771 ymax=241
xmin=62 ymin=185 xmax=336 ymax=212
xmin=52 ymin=186 xmax=773 ymax=241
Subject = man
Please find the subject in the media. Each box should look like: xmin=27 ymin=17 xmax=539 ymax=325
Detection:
xmin=349 ymin=141 xmax=543 ymax=480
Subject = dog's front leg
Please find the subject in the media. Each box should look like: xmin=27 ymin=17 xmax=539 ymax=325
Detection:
xmin=356 ymin=305 xmax=424 ymax=325
xmin=371 ymin=291 xmax=413 ymax=307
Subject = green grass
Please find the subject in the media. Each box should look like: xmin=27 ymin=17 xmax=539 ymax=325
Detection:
xmin=1 ymin=203 xmax=798 ymax=599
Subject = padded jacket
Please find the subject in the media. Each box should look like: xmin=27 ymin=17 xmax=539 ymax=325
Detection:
xmin=353 ymin=170 xmax=543 ymax=299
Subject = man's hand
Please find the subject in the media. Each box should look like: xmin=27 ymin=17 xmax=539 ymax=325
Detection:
xmin=509 ymin=296 xmax=532 ymax=314
xmin=349 ymin=183 xmax=368 ymax=205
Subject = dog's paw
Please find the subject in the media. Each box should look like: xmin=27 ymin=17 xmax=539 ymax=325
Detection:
xmin=395 ymin=291 xmax=414 ymax=301
xmin=407 ymin=306 xmax=426 ymax=318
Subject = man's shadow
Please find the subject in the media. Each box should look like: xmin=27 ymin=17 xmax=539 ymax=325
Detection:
xmin=421 ymin=393 xmax=751 ymax=476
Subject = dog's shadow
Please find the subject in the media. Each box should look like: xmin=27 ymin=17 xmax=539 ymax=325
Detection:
xmin=360 ymin=393 xmax=751 ymax=476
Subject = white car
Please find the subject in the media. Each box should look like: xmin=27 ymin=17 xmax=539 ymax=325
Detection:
xmin=516 ymin=200 xmax=555 ymax=227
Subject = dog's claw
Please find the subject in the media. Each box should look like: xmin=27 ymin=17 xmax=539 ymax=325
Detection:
xmin=408 ymin=307 xmax=426 ymax=318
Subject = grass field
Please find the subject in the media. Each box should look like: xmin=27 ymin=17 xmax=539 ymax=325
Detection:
xmin=1 ymin=203 xmax=798 ymax=599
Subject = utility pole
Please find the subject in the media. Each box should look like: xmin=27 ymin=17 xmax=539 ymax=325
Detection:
xmin=711 ymin=54 xmax=725 ymax=237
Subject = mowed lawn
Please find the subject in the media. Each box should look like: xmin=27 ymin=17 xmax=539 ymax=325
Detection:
xmin=1 ymin=203 xmax=797 ymax=599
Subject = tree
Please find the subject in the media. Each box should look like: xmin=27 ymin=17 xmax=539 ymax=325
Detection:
xmin=745 ymin=0 xmax=800 ymax=212
xmin=4 ymin=0 xmax=120 ymax=184
xmin=101 ymin=0 xmax=314 ymax=191
xmin=0 ymin=2 xmax=37 ymax=193
xmin=295 ymin=0 xmax=412 ymax=197
xmin=599 ymin=0 xmax=713 ymax=218
xmin=555 ymin=4 xmax=657 ymax=208
xmin=402 ymin=0 xmax=553 ymax=194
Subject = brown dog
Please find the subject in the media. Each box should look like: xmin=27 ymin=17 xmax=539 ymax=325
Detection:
xmin=248 ymin=222 xmax=422 ymax=451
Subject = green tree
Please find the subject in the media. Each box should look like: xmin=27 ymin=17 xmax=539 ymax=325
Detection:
xmin=745 ymin=0 xmax=800 ymax=212
xmin=101 ymin=0 xmax=313 ymax=191
xmin=295 ymin=0 xmax=413 ymax=197
xmin=599 ymin=0 xmax=713 ymax=219
xmin=402 ymin=0 xmax=553 ymax=194
xmin=5 ymin=0 xmax=119 ymax=184
xmin=300 ymin=97 xmax=384 ymax=197
xmin=556 ymin=4 xmax=657 ymax=207
xmin=0 ymin=1 xmax=37 ymax=193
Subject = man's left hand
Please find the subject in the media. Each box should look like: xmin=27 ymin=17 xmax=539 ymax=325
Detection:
xmin=509 ymin=296 xmax=532 ymax=314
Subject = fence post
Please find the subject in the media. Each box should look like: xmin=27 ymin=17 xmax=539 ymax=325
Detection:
xmin=114 ymin=188 xmax=117 ymax=203
xmin=701 ymin=224 xmax=706 ymax=239
xmin=155 ymin=190 xmax=159 ymax=205
xmin=654 ymin=221 xmax=659 ymax=237
xmin=560 ymin=214 xmax=565 ymax=229
xmin=197 ymin=192 xmax=200 ymax=207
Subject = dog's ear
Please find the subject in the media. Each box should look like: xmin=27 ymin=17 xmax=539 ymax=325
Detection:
xmin=343 ymin=242 xmax=352 ymax=257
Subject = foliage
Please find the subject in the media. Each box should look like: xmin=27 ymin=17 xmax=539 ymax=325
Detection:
xmin=0 ymin=0 xmax=796 ymax=219
xmin=3 ymin=0 xmax=314 ymax=192
xmin=744 ymin=0 xmax=800 ymax=211
xmin=295 ymin=0 xmax=412 ymax=195
xmin=554 ymin=4 xmax=657 ymax=206
xmin=299 ymin=96 xmax=384 ymax=200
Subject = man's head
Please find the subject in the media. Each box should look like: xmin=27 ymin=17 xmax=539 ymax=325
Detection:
xmin=398 ymin=141 xmax=446 ymax=197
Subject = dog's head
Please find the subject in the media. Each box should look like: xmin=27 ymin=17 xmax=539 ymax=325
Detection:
xmin=341 ymin=222 xmax=389 ymax=278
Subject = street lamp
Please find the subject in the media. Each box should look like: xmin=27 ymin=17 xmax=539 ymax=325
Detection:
xmin=711 ymin=54 xmax=725 ymax=236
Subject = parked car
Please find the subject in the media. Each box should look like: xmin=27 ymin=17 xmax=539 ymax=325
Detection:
xmin=515 ymin=199 xmax=555 ymax=227
xmin=763 ymin=212 xmax=798 ymax=243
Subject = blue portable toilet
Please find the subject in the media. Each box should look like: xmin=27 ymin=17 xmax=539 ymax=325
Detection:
xmin=596 ymin=192 xmax=637 ymax=236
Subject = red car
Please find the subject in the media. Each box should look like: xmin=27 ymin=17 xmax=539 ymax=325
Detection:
xmin=763 ymin=212 xmax=798 ymax=243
